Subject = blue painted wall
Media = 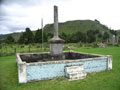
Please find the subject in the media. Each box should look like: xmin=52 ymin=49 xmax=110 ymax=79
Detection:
xmin=27 ymin=59 xmax=107 ymax=81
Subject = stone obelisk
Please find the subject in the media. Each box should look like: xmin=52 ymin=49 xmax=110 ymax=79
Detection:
xmin=49 ymin=5 xmax=64 ymax=60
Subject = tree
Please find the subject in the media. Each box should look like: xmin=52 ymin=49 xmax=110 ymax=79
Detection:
xmin=34 ymin=29 xmax=48 ymax=43
xmin=43 ymin=32 xmax=48 ymax=42
xmin=25 ymin=28 xmax=34 ymax=44
xmin=47 ymin=33 xmax=53 ymax=38
xmin=74 ymin=31 xmax=87 ymax=43
xmin=60 ymin=32 xmax=67 ymax=42
xmin=18 ymin=32 xmax=26 ymax=44
xmin=5 ymin=35 xmax=14 ymax=44
xmin=62 ymin=31 xmax=87 ymax=43
xmin=81 ymin=33 xmax=87 ymax=43
xmin=95 ymin=19 xmax=100 ymax=24
xmin=103 ymin=32 xmax=109 ymax=40
xmin=65 ymin=34 xmax=72 ymax=43
xmin=18 ymin=28 xmax=34 ymax=44
xmin=94 ymin=29 xmax=99 ymax=34
xmin=110 ymin=30 xmax=117 ymax=36
xmin=34 ymin=29 xmax=42 ymax=43
xmin=98 ymin=33 xmax=102 ymax=38
xmin=87 ymin=30 xmax=96 ymax=43
xmin=102 ymin=25 xmax=109 ymax=30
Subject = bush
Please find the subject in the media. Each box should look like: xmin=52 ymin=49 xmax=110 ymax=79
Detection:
xmin=92 ymin=43 xmax=98 ymax=48
xmin=20 ymin=45 xmax=24 ymax=48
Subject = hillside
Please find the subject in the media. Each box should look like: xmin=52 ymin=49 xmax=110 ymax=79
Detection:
xmin=44 ymin=20 xmax=110 ymax=35
xmin=0 ymin=32 xmax=22 ymax=41
xmin=0 ymin=19 xmax=118 ymax=42
xmin=117 ymin=30 xmax=120 ymax=36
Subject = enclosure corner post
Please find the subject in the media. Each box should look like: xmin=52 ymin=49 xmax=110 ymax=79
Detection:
xmin=107 ymin=55 xmax=112 ymax=70
xmin=18 ymin=62 xmax=27 ymax=83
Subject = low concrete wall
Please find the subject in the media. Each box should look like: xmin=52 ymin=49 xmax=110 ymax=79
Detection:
xmin=16 ymin=52 xmax=112 ymax=83
xmin=16 ymin=54 xmax=27 ymax=83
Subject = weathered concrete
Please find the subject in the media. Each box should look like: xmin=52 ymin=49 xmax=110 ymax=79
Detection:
xmin=16 ymin=52 xmax=112 ymax=83
xmin=16 ymin=54 xmax=27 ymax=83
xmin=49 ymin=5 xmax=64 ymax=59
xmin=54 ymin=5 xmax=58 ymax=37
xmin=50 ymin=43 xmax=63 ymax=57
xmin=65 ymin=65 xmax=87 ymax=81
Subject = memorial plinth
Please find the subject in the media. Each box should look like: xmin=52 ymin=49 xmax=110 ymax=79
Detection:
xmin=49 ymin=5 xmax=65 ymax=60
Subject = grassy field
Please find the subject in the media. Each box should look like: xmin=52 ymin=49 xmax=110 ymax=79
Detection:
xmin=0 ymin=46 xmax=120 ymax=90
xmin=0 ymin=43 xmax=80 ymax=56
xmin=0 ymin=43 xmax=50 ymax=56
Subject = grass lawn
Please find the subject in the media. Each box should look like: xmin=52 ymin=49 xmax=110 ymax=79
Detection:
xmin=0 ymin=44 xmax=49 ymax=55
xmin=0 ymin=46 xmax=120 ymax=90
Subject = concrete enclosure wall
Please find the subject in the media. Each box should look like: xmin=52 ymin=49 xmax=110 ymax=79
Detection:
xmin=26 ymin=58 xmax=107 ymax=81
xmin=16 ymin=52 xmax=112 ymax=83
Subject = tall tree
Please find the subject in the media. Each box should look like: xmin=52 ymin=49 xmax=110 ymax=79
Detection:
xmin=25 ymin=28 xmax=34 ymax=44
xmin=18 ymin=28 xmax=34 ymax=44
xmin=5 ymin=35 xmax=14 ymax=44
xmin=18 ymin=32 xmax=26 ymax=44
xmin=103 ymin=32 xmax=109 ymax=40
xmin=87 ymin=30 xmax=96 ymax=43
xmin=34 ymin=29 xmax=48 ymax=43
xmin=34 ymin=29 xmax=42 ymax=43
xmin=110 ymin=30 xmax=117 ymax=36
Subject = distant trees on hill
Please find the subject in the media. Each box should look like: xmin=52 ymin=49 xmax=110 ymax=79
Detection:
xmin=34 ymin=29 xmax=42 ymax=43
xmin=60 ymin=29 xmax=110 ymax=43
xmin=103 ymin=32 xmax=109 ymax=41
xmin=1 ymin=28 xmax=113 ymax=44
xmin=5 ymin=35 xmax=15 ymax=44
xmin=18 ymin=28 xmax=48 ymax=44
xmin=34 ymin=29 xmax=48 ymax=43
xmin=18 ymin=28 xmax=34 ymax=44
xmin=109 ymin=30 xmax=117 ymax=36
xmin=87 ymin=30 xmax=96 ymax=43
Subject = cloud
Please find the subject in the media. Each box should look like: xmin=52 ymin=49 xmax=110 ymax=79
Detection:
xmin=0 ymin=1 xmax=39 ymax=34
xmin=0 ymin=0 xmax=120 ymax=34
xmin=0 ymin=0 xmax=66 ymax=34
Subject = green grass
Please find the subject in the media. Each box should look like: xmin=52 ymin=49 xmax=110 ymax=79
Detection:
xmin=0 ymin=44 xmax=50 ymax=56
xmin=0 ymin=46 xmax=120 ymax=90
xmin=44 ymin=20 xmax=110 ymax=34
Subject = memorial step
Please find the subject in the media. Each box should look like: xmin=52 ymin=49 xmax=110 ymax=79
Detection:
xmin=65 ymin=65 xmax=87 ymax=81
xmin=68 ymin=72 xmax=87 ymax=79
xmin=65 ymin=66 xmax=84 ymax=73
xmin=65 ymin=65 xmax=84 ymax=73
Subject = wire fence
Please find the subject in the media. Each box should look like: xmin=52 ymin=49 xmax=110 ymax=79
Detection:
xmin=0 ymin=44 xmax=50 ymax=56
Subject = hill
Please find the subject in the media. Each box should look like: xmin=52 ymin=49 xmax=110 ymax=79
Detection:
xmin=0 ymin=32 xmax=22 ymax=42
xmin=44 ymin=19 xmax=110 ymax=35
xmin=0 ymin=19 xmax=118 ymax=42
xmin=117 ymin=30 xmax=120 ymax=35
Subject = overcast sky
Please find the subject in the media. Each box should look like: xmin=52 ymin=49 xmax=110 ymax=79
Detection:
xmin=0 ymin=0 xmax=120 ymax=34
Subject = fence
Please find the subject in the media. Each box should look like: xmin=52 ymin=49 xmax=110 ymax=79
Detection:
xmin=0 ymin=44 xmax=50 ymax=56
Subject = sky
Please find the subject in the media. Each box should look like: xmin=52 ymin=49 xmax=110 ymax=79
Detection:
xmin=0 ymin=0 xmax=120 ymax=34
